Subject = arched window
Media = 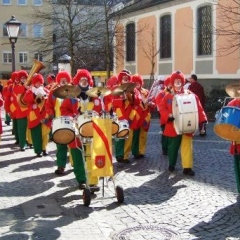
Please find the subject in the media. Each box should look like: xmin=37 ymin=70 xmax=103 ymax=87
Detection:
xmin=197 ymin=5 xmax=212 ymax=55
xmin=160 ymin=15 xmax=171 ymax=59
xmin=126 ymin=23 xmax=135 ymax=62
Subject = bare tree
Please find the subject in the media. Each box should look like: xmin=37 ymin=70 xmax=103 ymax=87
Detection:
xmin=212 ymin=0 xmax=240 ymax=56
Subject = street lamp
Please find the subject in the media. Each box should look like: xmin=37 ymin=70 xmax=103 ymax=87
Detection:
xmin=5 ymin=15 xmax=21 ymax=72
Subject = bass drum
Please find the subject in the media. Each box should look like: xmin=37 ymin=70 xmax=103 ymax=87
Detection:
xmin=214 ymin=106 xmax=240 ymax=141
xmin=172 ymin=93 xmax=199 ymax=134
xmin=52 ymin=116 xmax=75 ymax=144
xmin=77 ymin=111 xmax=99 ymax=138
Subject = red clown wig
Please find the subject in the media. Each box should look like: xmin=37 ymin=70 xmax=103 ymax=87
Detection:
xmin=170 ymin=71 xmax=185 ymax=86
xmin=56 ymin=71 xmax=72 ymax=84
xmin=32 ymin=73 xmax=44 ymax=85
xmin=131 ymin=74 xmax=143 ymax=88
xmin=117 ymin=70 xmax=131 ymax=84
xmin=73 ymin=69 xmax=93 ymax=86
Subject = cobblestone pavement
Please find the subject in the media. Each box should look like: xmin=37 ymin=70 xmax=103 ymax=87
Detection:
xmin=0 ymin=115 xmax=240 ymax=240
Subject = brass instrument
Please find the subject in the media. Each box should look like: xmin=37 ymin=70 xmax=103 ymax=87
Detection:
xmin=25 ymin=59 xmax=46 ymax=86
xmin=17 ymin=59 xmax=46 ymax=108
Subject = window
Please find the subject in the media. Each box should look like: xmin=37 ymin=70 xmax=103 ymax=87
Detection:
xmin=160 ymin=15 xmax=171 ymax=59
xmin=3 ymin=25 xmax=8 ymax=37
xmin=19 ymin=24 xmax=27 ymax=37
xmin=126 ymin=23 xmax=135 ymax=62
xmin=34 ymin=53 xmax=43 ymax=61
xmin=33 ymin=24 xmax=43 ymax=38
xmin=18 ymin=0 xmax=27 ymax=5
xmin=33 ymin=0 xmax=42 ymax=6
xmin=3 ymin=52 xmax=12 ymax=63
xmin=19 ymin=52 xmax=28 ymax=63
xmin=2 ymin=0 xmax=11 ymax=5
xmin=197 ymin=5 xmax=212 ymax=56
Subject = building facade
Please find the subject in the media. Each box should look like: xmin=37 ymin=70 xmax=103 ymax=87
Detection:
xmin=114 ymin=0 xmax=240 ymax=93
xmin=0 ymin=0 xmax=53 ymax=80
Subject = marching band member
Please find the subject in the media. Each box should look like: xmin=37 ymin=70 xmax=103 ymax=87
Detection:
xmin=2 ymin=78 xmax=13 ymax=126
xmin=45 ymin=71 xmax=71 ymax=174
xmin=45 ymin=74 xmax=56 ymax=91
xmin=112 ymin=70 xmax=141 ymax=163
xmin=131 ymin=74 xmax=155 ymax=159
xmin=226 ymin=98 xmax=240 ymax=193
xmin=159 ymin=71 xmax=207 ymax=176
xmin=0 ymin=92 xmax=3 ymax=142
xmin=8 ymin=70 xmax=29 ymax=151
xmin=23 ymin=73 xmax=49 ymax=157
xmin=60 ymin=91 xmax=87 ymax=190
xmin=155 ymin=76 xmax=172 ymax=155
xmin=104 ymin=75 xmax=118 ymax=112
xmin=73 ymin=69 xmax=102 ymax=191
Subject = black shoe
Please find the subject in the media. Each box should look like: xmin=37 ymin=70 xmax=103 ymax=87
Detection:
xmin=5 ymin=121 xmax=10 ymax=126
xmin=20 ymin=148 xmax=25 ymax=152
xmin=168 ymin=166 xmax=175 ymax=172
xmin=79 ymin=182 xmax=86 ymax=190
xmin=116 ymin=156 xmax=124 ymax=162
xmin=55 ymin=167 xmax=65 ymax=175
xmin=183 ymin=168 xmax=195 ymax=176
xmin=42 ymin=150 xmax=48 ymax=156
xmin=90 ymin=185 xmax=100 ymax=192
xmin=162 ymin=150 xmax=168 ymax=156
xmin=36 ymin=153 xmax=42 ymax=158
xmin=199 ymin=133 xmax=206 ymax=137
xmin=134 ymin=154 xmax=144 ymax=159
xmin=122 ymin=159 xmax=130 ymax=163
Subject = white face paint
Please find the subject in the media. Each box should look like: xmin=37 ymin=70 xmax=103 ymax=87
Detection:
xmin=60 ymin=78 xmax=68 ymax=86
xmin=174 ymin=79 xmax=182 ymax=90
xmin=121 ymin=76 xmax=129 ymax=84
xmin=79 ymin=77 xmax=88 ymax=87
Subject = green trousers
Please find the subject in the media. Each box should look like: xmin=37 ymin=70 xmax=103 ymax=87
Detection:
xmin=31 ymin=123 xmax=42 ymax=154
xmin=16 ymin=117 xmax=27 ymax=148
xmin=234 ymin=155 xmax=240 ymax=193
xmin=56 ymin=144 xmax=68 ymax=167
xmin=167 ymin=135 xmax=182 ymax=167
xmin=70 ymin=148 xmax=86 ymax=183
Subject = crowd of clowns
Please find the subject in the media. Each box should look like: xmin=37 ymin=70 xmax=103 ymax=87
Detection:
xmin=0 ymin=68 xmax=210 ymax=191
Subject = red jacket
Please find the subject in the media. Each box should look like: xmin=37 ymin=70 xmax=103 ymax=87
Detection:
xmin=159 ymin=90 xmax=207 ymax=137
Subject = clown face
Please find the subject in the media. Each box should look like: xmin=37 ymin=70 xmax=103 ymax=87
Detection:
xmin=121 ymin=76 xmax=130 ymax=84
xmin=79 ymin=77 xmax=88 ymax=87
xmin=59 ymin=78 xmax=69 ymax=86
xmin=173 ymin=78 xmax=182 ymax=90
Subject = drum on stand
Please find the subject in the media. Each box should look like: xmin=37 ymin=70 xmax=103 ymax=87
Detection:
xmin=52 ymin=116 xmax=75 ymax=144
xmin=214 ymin=106 xmax=240 ymax=141
xmin=172 ymin=94 xmax=199 ymax=134
xmin=77 ymin=111 xmax=99 ymax=138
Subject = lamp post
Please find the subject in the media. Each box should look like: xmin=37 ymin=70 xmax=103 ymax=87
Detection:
xmin=5 ymin=16 xmax=21 ymax=72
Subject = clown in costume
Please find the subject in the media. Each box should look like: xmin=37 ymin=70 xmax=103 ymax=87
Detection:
xmin=226 ymin=98 xmax=240 ymax=192
xmin=131 ymin=74 xmax=155 ymax=159
xmin=112 ymin=70 xmax=141 ymax=163
xmin=23 ymin=73 xmax=50 ymax=157
xmin=72 ymin=69 xmax=103 ymax=191
xmin=159 ymin=71 xmax=207 ymax=176
xmin=155 ymin=76 xmax=172 ymax=155
xmin=45 ymin=71 xmax=72 ymax=175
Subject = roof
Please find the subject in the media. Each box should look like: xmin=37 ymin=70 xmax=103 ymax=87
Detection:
xmin=118 ymin=0 xmax=174 ymax=14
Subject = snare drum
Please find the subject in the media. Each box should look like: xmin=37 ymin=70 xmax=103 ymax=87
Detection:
xmin=77 ymin=111 xmax=99 ymax=138
xmin=52 ymin=116 xmax=75 ymax=144
xmin=214 ymin=106 xmax=240 ymax=141
xmin=172 ymin=94 xmax=199 ymax=134
xmin=116 ymin=119 xmax=129 ymax=138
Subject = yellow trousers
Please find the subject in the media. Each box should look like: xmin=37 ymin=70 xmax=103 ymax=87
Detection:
xmin=180 ymin=134 xmax=193 ymax=168
xmin=41 ymin=124 xmax=51 ymax=151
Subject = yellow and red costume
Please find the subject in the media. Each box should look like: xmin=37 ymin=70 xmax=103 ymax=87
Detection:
xmin=131 ymin=74 xmax=155 ymax=158
xmin=23 ymin=73 xmax=50 ymax=157
xmin=159 ymin=71 xmax=207 ymax=175
xmin=112 ymin=71 xmax=141 ymax=163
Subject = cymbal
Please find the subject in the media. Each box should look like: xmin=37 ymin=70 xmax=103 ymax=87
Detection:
xmin=53 ymin=85 xmax=81 ymax=99
xmin=112 ymin=83 xmax=136 ymax=96
xmin=225 ymin=83 xmax=240 ymax=98
xmin=86 ymin=87 xmax=111 ymax=98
